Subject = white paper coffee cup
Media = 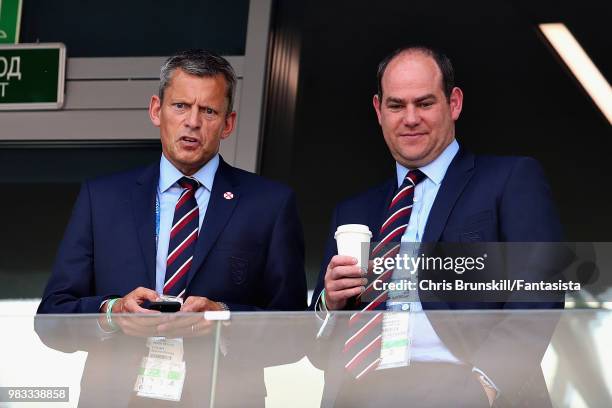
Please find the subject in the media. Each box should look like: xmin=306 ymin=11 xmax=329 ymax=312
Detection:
xmin=334 ymin=224 xmax=372 ymax=271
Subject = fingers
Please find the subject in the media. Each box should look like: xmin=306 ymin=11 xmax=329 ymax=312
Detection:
xmin=111 ymin=292 xmax=221 ymax=337
xmin=157 ymin=314 xmax=202 ymax=331
xmin=180 ymin=296 xmax=222 ymax=313
xmin=119 ymin=314 xmax=168 ymax=328
xmin=132 ymin=287 xmax=160 ymax=302
xmin=324 ymin=255 xmax=368 ymax=310
xmin=156 ymin=315 xmax=214 ymax=337
xmin=121 ymin=297 xmax=158 ymax=314
xmin=114 ymin=314 xmax=214 ymax=338
xmin=328 ymin=255 xmax=359 ymax=269
xmin=118 ymin=287 xmax=161 ymax=314
xmin=328 ymin=264 xmax=365 ymax=281
xmin=327 ymin=277 xmax=368 ymax=292
xmin=326 ymin=286 xmax=365 ymax=305
xmin=181 ymin=296 xmax=200 ymax=306
xmin=328 ymin=256 xmax=363 ymax=278
xmin=112 ymin=287 xmax=224 ymax=318
xmin=114 ymin=315 xmax=165 ymax=336
xmin=180 ymin=296 xmax=206 ymax=313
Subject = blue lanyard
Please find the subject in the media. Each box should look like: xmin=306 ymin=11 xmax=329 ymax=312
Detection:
xmin=155 ymin=193 xmax=160 ymax=246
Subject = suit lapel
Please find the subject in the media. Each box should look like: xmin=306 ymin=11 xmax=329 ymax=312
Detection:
xmin=420 ymin=148 xmax=474 ymax=313
xmin=422 ymin=148 xmax=475 ymax=243
xmin=186 ymin=158 xmax=239 ymax=288
xmin=132 ymin=164 xmax=159 ymax=289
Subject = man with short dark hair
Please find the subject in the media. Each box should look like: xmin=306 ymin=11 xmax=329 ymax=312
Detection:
xmin=38 ymin=49 xmax=307 ymax=315
xmin=311 ymin=46 xmax=563 ymax=406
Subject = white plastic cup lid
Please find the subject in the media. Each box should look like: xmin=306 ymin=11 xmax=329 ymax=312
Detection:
xmin=334 ymin=224 xmax=372 ymax=239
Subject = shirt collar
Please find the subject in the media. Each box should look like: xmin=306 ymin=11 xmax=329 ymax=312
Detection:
xmin=396 ymin=139 xmax=459 ymax=188
xmin=159 ymin=153 xmax=219 ymax=193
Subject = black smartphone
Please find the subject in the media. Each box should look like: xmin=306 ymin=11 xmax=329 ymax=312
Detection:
xmin=147 ymin=301 xmax=182 ymax=313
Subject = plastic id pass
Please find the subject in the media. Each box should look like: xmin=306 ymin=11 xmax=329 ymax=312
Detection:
xmin=134 ymin=338 xmax=186 ymax=401
xmin=377 ymin=301 xmax=412 ymax=371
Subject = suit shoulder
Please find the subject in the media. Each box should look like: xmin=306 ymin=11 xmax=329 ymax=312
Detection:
xmin=474 ymin=154 xmax=541 ymax=168
xmin=474 ymin=154 xmax=545 ymax=176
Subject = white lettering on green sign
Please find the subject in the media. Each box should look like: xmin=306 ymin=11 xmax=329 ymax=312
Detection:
xmin=0 ymin=55 xmax=21 ymax=97
xmin=0 ymin=43 xmax=65 ymax=109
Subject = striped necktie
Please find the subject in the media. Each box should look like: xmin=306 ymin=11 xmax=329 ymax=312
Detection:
xmin=163 ymin=176 xmax=201 ymax=298
xmin=344 ymin=169 xmax=426 ymax=379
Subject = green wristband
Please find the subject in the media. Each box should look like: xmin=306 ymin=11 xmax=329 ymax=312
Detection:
xmin=321 ymin=289 xmax=327 ymax=310
xmin=105 ymin=298 xmax=120 ymax=331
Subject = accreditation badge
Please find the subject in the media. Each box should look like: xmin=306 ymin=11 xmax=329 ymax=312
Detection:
xmin=377 ymin=301 xmax=412 ymax=370
xmin=134 ymin=338 xmax=186 ymax=402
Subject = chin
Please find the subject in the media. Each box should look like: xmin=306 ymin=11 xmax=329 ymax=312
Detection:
xmin=176 ymin=151 xmax=203 ymax=162
xmin=398 ymin=155 xmax=429 ymax=168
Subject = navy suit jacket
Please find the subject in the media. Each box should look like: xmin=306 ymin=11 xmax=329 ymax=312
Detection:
xmin=312 ymin=147 xmax=565 ymax=310
xmin=310 ymin=148 xmax=567 ymax=406
xmin=38 ymin=157 xmax=307 ymax=313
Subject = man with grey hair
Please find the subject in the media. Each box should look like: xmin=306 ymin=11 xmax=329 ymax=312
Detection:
xmin=39 ymin=49 xmax=307 ymax=316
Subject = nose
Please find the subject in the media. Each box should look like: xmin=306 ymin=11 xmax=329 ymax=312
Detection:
xmin=403 ymin=105 xmax=421 ymax=127
xmin=185 ymin=105 xmax=201 ymax=129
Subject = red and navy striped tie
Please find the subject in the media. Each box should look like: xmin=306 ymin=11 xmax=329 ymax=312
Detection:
xmin=344 ymin=169 xmax=425 ymax=379
xmin=163 ymin=177 xmax=201 ymax=298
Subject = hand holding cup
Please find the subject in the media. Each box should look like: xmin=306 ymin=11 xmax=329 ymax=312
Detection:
xmin=323 ymin=224 xmax=372 ymax=310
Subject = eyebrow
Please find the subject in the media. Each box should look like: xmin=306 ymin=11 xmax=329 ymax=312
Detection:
xmin=170 ymin=100 xmax=219 ymax=111
xmin=414 ymin=94 xmax=437 ymax=103
xmin=169 ymin=98 xmax=190 ymax=104
xmin=385 ymin=97 xmax=405 ymax=105
xmin=385 ymin=94 xmax=437 ymax=105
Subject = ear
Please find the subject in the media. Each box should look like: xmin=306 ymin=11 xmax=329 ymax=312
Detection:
xmin=220 ymin=111 xmax=237 ymax=140
xmin=449 ymin=87 xmax=463 ymax=121
xmin=149 ymin=95 xmax=162 ymax=127
xmin=373 ymin=94 xmax=383 ymax=125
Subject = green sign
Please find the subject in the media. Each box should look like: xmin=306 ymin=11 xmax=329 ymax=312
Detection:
xmin=0 ymin=0 xmax=22 ymax=44
xmin=0 ymin=43 xmax=66 ymax=110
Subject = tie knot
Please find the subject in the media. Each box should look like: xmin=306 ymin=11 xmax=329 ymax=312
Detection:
xmin=178 ymin=176 xmax=201 ymax=191
xmin=404 ymin=169 xmax=426 ymax=187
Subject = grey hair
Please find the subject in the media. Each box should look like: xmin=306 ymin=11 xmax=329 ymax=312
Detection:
xmin=158 ymin=49 xmax=237 ymax=114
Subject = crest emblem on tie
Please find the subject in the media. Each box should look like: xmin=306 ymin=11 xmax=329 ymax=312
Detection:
xmin=223 ymin=192 xmax=234 ymax=200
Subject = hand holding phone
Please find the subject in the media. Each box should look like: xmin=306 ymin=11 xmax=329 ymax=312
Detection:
xmin=146 ymin=295 xmax=184 ymax=313
xmin=148 ymin=301 xmax=182 ymax=313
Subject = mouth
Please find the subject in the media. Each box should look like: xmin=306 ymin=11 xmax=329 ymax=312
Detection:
xmin=178 ymin=136 xmax=201 ymax=148
xmin=399 ymin=132 xmax=427 ymax=138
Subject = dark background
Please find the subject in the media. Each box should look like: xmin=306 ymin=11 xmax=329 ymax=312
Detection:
xmin=0 ymin=0 xmax=610 ymax=297
xmin=20 ymin=0 xmax=250 ymax=57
